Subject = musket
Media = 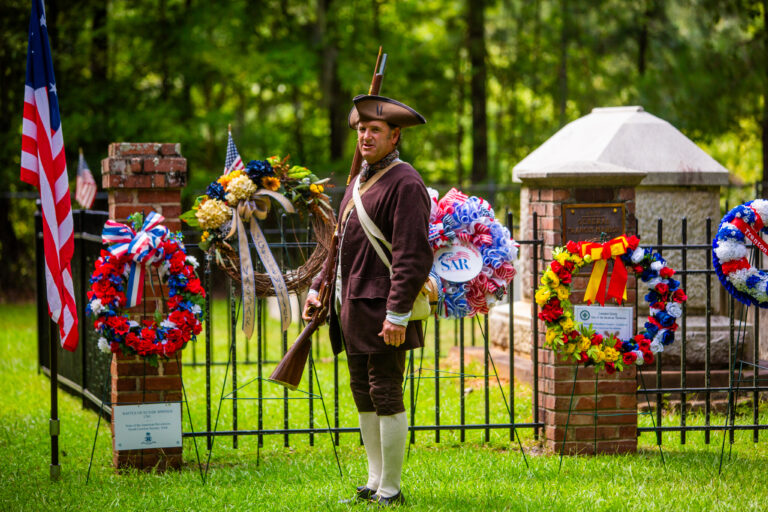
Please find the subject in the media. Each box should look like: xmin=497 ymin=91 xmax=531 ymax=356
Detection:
xmin=269 ymin=48 xmax=387 ymax=390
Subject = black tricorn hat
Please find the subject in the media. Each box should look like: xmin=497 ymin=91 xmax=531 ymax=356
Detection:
xmin=348 ymin=95 xmax=426 ymax=129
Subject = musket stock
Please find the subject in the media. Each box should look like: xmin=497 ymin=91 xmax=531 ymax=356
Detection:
xmin=269 ymin=48 xmax=387 ymax=390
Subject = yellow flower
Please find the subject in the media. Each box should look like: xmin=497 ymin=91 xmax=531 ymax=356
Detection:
xmin=603 ymin=347 xmax=620 ymax=362
xmin=535 ymin=287 xmax=551 ymax=306
xmin=555 ymin=285 xmax=570 ymax=301
xmin=593 ymin=349 xmax=605 ymax=363
xmin=309 ymin=183 xmax=324 ymax=194
xmin=225 ymin=174 xmax=257 ymax=203
xmin=217 ymin=174 xmax=233 ymax=187
xmin=564 ymin=342 xmax=576 ymax=354
xmin=543 ymin=269 xmax=560 ymax=287
xmin=579 ymin=337 xmax=591 ymax=352
xmin=560 ymin=317 xmax=574 ymax=332
xmin=546 ymin=328 xmax=562 ymax=346
xmin=261 ymin=176 xmax=281 ymax=191
xmin=201 ymin=231 xmax=210 ymax=242
xmin=555 ymin=252 xmax=569 ymax=265
xmin=196 ymin=199 xmax=232 ymax=230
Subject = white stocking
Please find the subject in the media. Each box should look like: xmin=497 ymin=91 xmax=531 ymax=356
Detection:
xmin=358 ymin=412 xmax=382 ymax=490
xmin=377 ymin=411 xmax=408 ymax=498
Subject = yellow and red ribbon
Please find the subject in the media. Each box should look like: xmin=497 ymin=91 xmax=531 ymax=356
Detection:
xmin=578 ymin=235 xmax=630 ymax=306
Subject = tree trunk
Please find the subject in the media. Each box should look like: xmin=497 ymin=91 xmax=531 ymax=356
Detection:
xmin=558 ymin=0 xmax=569 ymax=127
xmin=317 ymin=0 xmax=346 ymax=162
xmin=763 ymin=0 xmax=768 ymax=198
xmin=467 ymin=0 xmax=488 ymax=183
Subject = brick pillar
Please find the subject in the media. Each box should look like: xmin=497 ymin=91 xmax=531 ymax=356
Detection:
xmin=516 ymin=169 xmax=646 ymax=455
xmin=102 ymin=142 xmax=187 ymax=471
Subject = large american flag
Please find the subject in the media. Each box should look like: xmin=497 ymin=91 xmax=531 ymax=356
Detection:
xmin=224 ymin=129 xmax=245 ymax=174
xmin=20 ymin=0 xmax=78 ymax=351
xmin=75 ymin=150 xmax=97 ymax=209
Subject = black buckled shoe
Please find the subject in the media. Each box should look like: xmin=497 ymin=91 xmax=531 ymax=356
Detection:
xmin=338 ymin=486 xmax=377 ymax=504
xmin=374 ymin=491 xmax=405 ymax=506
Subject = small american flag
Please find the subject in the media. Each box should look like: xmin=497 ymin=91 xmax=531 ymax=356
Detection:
xmin=20 ymin=0 xmax=78 ymax=351
xmin=224 ymin=129 xmax=245 ymax=174
xmin=75 ymin=150 xmax=97 ymax=209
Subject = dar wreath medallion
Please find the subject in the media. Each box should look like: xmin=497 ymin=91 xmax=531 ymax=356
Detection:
xmin=537 ymin=235 xmax=687 ymax=373
xmin=86 ymin=212 xmax=205 ymax=362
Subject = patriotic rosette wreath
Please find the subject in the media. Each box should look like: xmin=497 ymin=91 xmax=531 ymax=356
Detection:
xmin=426 ymin=188 xmax=518 ymax=318
xmin=712 ymin=199 xmax=768 ymax=307
xmin=86 ymin=212 xmax=205 ymax=363
xmin=536 ymin=235 xmax=687 ymax=373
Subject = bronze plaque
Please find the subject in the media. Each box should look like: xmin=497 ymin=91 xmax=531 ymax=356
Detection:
xmin=562 ymin=203 xmax=626 ymax=242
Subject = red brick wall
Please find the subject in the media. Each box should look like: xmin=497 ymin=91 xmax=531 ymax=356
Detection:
xmin=523 ymin=185 xmax=639 ymax=455
xmin=102 ymin=142 xmax=187 ymax=471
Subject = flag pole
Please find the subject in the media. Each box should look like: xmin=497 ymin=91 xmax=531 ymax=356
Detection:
xmin=49 ymin=318 xmax=60 ymax=480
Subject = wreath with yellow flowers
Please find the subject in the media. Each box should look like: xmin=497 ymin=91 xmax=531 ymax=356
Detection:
xmin=181 ymin=156 xmax=334 ymax=295
xmin=536 ymin=235 xmax=687 ymax=373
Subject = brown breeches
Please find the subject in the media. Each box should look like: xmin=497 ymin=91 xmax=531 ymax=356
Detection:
xmin=346 ymin=351 xmax=407 ymax=416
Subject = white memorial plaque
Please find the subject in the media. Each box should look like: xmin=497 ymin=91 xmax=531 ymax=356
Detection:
xmin=574 ymin=305 xmax=633 ymax=340
xmin=113 ymin=402 xmax=182 ymax=451
xmin=434 ymin=240 xmax=484 ymax=283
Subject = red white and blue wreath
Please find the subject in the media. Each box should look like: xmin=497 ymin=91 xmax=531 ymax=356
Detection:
xmin=713 ymin=199 xmax=768 ymax=307
xmin=426 ymin=188 xmax=518 ymax=318
xmin=86 ymin=212 xmax=205 ymax=362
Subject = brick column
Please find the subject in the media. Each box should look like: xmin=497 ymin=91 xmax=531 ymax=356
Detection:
xmin=516 ymin=169 xmax=646 ymax=455
xmin=102 ymin=142 xmax=187 ymax=471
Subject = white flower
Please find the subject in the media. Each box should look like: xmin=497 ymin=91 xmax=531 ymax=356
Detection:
xmin=751 ymin=200 xmax=768 ymax=223
xmin=129 ymin=320 xmax=140 ymax=329
xmin=649 ymin=307 xmax=659 ymax=316
xmin=646 ymin=277 xmax=662 ymax=290
xmin=186 ymin=255 xmax=199 ymax=269
xmin=160 ymin=320 xmax=177 ymax=329
xmin=651 ymin=261 xmax=663 ymax=272
xmin=634 ymin=350 xmax=644 ymax=365
xmin=191 ymin=304 xmax=202 ymax=315
xmin=652 ymin=330 xmax=666 ymax=346
xmin=666 ymin=302 xmax=683 ymax=318
xmin=631 ymin=248 xmax=645 ymax=264
xmin=650 ymin=339 xmax=664 ymax=353
xmin=97 ymin=337 xmax=111 ymax=353
xmin=90 ymin=298 xmax=104 ymax=315
xmin=714 ymin=239 xmax=747 ymax=263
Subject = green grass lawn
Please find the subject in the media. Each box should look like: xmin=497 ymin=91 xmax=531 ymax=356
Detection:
xmin=2 ymin=301 xmax=768 ymax=511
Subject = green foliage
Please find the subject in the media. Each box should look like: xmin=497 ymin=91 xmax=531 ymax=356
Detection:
xmin=4 ymin=0 xmax=768 ymax=294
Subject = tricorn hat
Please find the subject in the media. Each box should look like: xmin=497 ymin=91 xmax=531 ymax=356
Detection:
xmin=348 ymin=95 xmax=426 ymax=129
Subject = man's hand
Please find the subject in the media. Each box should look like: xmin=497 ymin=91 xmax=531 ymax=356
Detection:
xmin=378 ymin=319 xmax=406 ymax=346
xmin=302 ymin=293 xmax=321 ymax=321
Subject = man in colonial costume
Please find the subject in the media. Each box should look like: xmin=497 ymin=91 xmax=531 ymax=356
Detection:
xmin=304 ymin=94 xmax=432 ymax=506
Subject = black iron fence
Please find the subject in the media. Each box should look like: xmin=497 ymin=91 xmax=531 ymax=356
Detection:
xmin=37 ymin=209 xmax=768 ymax=449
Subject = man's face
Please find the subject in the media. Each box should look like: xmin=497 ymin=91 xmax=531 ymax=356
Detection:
xmin=357 ymin=120 xmax=399 ymax=164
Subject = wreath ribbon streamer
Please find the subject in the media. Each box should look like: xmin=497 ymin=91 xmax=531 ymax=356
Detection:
xmin=731 ymin=211 xmax=768 ymax=257
xmin=227 ymin=190 xmax=295 ymax=337
xmin=579 ymin=235 xmax=629 ymax=306
xmin=102 ymin=211 xmax=169 ymax=307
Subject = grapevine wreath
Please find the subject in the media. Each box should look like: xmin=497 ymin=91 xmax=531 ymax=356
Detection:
xmin=182 ymin=156 xmax=335 ymax=295
xmin=86 ymin=212 xmax=205 ymax=363
xmin=712 ymin=199 xmax=768 ymax=307
xmin=536 ymin=235 xmax=687 ymax=373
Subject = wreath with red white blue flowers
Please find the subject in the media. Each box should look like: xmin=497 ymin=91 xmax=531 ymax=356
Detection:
xmin=86 ymin=212 xmax=205 ymax=363
xmin=713 ymin=199 xmax=768 ymax=307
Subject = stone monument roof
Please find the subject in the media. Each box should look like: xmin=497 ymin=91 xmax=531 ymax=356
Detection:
xmin=513 ymin=106 xmax=729 ymax=186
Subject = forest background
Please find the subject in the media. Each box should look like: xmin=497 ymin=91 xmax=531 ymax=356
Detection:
xmin=1 ymin=0 xmax=767 ymax=298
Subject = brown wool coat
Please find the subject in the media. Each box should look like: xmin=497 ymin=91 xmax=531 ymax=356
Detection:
xmin=311 ymin=162 xmax=433 ymax=355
